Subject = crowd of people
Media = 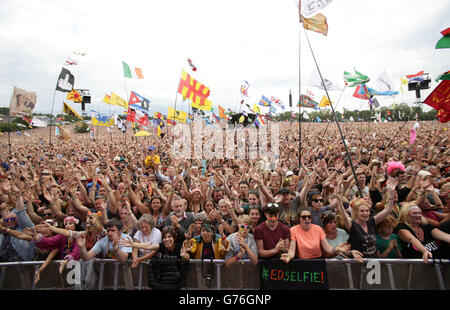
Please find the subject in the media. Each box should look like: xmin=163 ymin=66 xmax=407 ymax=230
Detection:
xmin=0 ymin=119 xmax=449 ymax=289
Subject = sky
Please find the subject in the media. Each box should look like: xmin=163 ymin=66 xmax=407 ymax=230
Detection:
xmin=0 ymin=0 xmax=449 ymax=117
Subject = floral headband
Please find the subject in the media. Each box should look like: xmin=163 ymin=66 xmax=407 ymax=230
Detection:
xmin=64 ymin=216 xmax=79 ymax=225
xmin=88 ymin=211 xmax=102 ymax=218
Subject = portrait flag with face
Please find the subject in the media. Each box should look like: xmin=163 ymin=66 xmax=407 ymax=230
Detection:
xmin=10 ymin=86 xmax=37 ymax=118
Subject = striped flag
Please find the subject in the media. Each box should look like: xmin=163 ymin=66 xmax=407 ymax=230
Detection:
xmin=212 ymin=112 xmax=220 ymax=123
xmin=258 ymin=95 xmax=272 ymax=106
xmin=406 ymin=71 xmax=425 ymax=83
xmin=122 ymin=61 xmax=144 ymax=79
xmin=177 ymin=70 xmax=212 ymax=111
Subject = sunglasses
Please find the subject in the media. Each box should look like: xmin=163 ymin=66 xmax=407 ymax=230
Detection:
xmin=301 ymin=215 xmax=312 ymax=220
xmin=313 ymin=199 xmax=323 ymax=203
xmin=267 ymin=203 xmax=279 ymax=208
xmin=43 ymin=213 xmax=52 ymax=217
xmin=238 ymin=224 xmax=252 ymax=230
xmin=3 ymin=217 xmax=16 ymax=223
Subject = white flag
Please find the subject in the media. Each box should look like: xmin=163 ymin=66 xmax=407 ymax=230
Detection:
xmin=308 ymin=68 xmax=343 ymax=91
xmin=301 ymin=0 xmax=333 ymax=17
xmin=375 ymin=70 xmax=394 ymax=92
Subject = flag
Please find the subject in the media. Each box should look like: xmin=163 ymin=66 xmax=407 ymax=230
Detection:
xmin=73 ymin=51 xmax=86 ymax=56
xmin=102 ymin=94 xmax=111 ymax=104
xmin=424 ymin=80 xmax=450 ymax=123
xmin=9 ymin=87 xmax=37 ymax=118
xmin=257 ymin=114 xmax=265 ymax=125
xmin=109 ymin=92 xmax=128 ymax=108
xmin=319 ymin=95 xmax=331 ymax=107
xmin=64 ymin=57 xmax=78 ymax=66
xmin=372 ymin=98 xmax=380 ymax=109
xmin=300 ymin=0 xmax=333 ymax=17
xmin=270 ymin=105 xmax=277 ymax=114
xmin=212 ymin=112 xmax=220 ymax=123
xmin=298 ymin=94 xmax=319 ymax=108
xmin=270 ymin=96 xmax=285 ymax=110
xmin=353 ymin=84 xmax=371 ymax=100
xmin=253 ymin=104 xmax=261 ymax=114
xmin=343 ymin=69 xmax=370 ymax=87
xmin=17 ymin=123 xmax=26 ymax=128
xmin=122 ymin=61 xmax=144 ymax=79
xmin=258 ymin=95 xmax=272 ymax=106
xmin=67 ymin=89 xmax=82 ymax=103
xmin=218 ymin=105 xmax=229 ymax=119
xmin=177 ymin=70 xmax=212 ymax=110
xmin=91 ymin=111 xmax=114 ymax=126
xmin=365 ymin=87 xmax=399 ymax=96
xmin=187 ymin=58 xmax=197 ymax=71
xmin=301 ymin=13 xmax=328 ymax=36
xmin=115 ymin=114 xmax=127 ymax=132
xmin=129 ymin=90 xmax=150 ymax=108
xmin=303 ymin=112 xmax=310 ymax=119
xmin=126 ymin=106 xmax=149 ymax=126
xmin=168 ymin=107 xmax=188 ymax=123
xmin=30 ymin=118 xmax=47 ymax=127
xmin=55 ymin=126 xmax=60 ymax=136
xmin=375 ymin=70 xmax=394 ymax=92
xmin=435 ymin=70 xmax=450 ymax=82
xmin=435 ymin=28 xmax=450 ymax=49
xmin=239 ymin=115 xmax=245 ymax=123
xmin=63 ymin=102 xmax=83 ymax=120
xmin=316 ymin=116 xmax=322 ymax=122
xmin=167 ymin=119 xmax=176 ymax=126
xmin=56 ymin=67 xmax=75 ymax=92
xmin=308 ymin=68 xmax=342 ymax=91
xmin=240 ymin=84 xmax=249 ymax=97
xmin=406 ymin=71 xmax=425 ymax=83
xmin=400 ymin=78 xmax=408 ymax=93
xmin=410 ymin=128 xmax=417 ymax=145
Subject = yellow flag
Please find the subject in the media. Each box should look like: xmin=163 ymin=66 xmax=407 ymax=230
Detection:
xmin=400 ymin=78 xmax=408 ymax=93
xmin=92 ymin=116 xmax=114 ymax=126
xmin=102 ymin=94 xmax=111 ymax=104
xmin=239 ymin=115 xmax=245 ymax=123
xmin=301 ymin=13 xmax=328 ymax=36
xmin=319 ymin=95 xmax=331 ymax=107
xmin=63 ymin=102 xmax=83 ymax=120
xmin=190 ymin=98 xmax=212 ymax=111
xmin=110 ymin=92 xmax=128 ymax=108
xmin=168 ymin=107 xmax=187 ymax=123
xmin=253 ymin=104 xmax=261 ymax=114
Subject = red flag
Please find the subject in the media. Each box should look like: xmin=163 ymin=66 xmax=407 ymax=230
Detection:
xmin=128 ymin=91 xmax=141 ymax=106
xmin=424 ymin=80 xmax=450 ymax=123
xmin=406 ymin=71 xmax=424 ymax=79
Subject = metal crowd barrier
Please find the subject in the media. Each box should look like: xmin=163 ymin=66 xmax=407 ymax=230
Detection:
xmin=0 ymin=258 xmax=448 ymax=290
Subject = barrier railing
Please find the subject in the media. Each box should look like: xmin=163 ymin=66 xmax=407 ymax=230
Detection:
xmin=0 ymin=258 xmax=448 ymax=290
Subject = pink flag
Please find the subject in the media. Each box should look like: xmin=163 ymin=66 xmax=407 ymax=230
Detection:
xmin=409 ymin=128 xmax=416 ymax=144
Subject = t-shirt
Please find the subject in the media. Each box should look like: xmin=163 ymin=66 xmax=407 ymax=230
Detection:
xmin=134 ymin=228 xmax=162 ymax=256
xmin=375 ymin=233 xmax=402 ymax=258
xmin=348 ymin=217 xmax=377 ymax=258
xmin=438 ymin=220 xmax=450 ymax=259
xmin=290 ymin=224 xmax=326 ymax=259
xmin=91 ymin=233 xmax=133 ymax=259
xmin=144 ymin=155 xmax=160 ymax=168
xmin=254 ymin=221 xmax=290 ymax=258
xmin=326 ymin=228 xmax=349 ymax=259
xmin=394 ymin=223 xmax=441 ymax=259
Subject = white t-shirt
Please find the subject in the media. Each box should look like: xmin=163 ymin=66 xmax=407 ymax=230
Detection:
xmin=326 ymin=228 xmax=349 ymax=259
xmin=133 ymin=228 xmax=162 ymax=256
xmin=91 ymin=233 xmax=133 ymax=258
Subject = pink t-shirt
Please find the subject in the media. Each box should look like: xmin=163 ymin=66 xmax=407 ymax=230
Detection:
xmin=290 ymin=224 xmax=326 ymax=259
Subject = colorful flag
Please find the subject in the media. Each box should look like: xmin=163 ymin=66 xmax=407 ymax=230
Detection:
xmin=129 ymin=90 xmax=150 ymax=108
xmin=9 ymin=87 xmax=37 ymax=118
xmin=168 ymin=107 xmax=188 ymax=123
xmin=102 ymin=94 xmax=110 ymax=104
xmin=301 ymin=13 xmax=328 ymax=36
xmin=56 ymin=67 xmax=75 ymax=93
xmin=218 ymin=105 xmax=229 ymax=119
xmin=253 ymin=104 xmax=261 ymax=114
xmin=212 ymin=112 xmax=220 ymax=123
xmin=177 ymin=70 xmax=212 ymax=110
xmin=167 ymin=119 xmax=176 ymax=126
xmin=406 ymin=71 xmax=425 ymax=83
xmin=91 ymin=111 xmax=114 ymax=126
xmin=353 ymin=84 xmax=371 ymax=100
xmin=109 ymin=92 xmax=128 ymax=108
xmin=435 ymin=28 xmax=450 ymax=49
xmin=115 ymin=114 xmax=127 ymax=132
xmin=64 ymin=57 xmax=78 ymax=66
xmin=63 ymin=102 xmax=83 ymax=120
xmin=424 ymin=80 xmax=450 ymax=123
xmin=300 ymin=0 xmax=333 ymax=17
xmin=298 ymin=94 xmax=319 ymax=108
xmin=258 ymin=95 xmax=272 ymax=107
xmin=240 ymin=84 xmax=249 ymax=97
xmin=343 ymin=69 xmax=370 ymax=87
xmin=122 ymin=61 xmax=144 ymax=79
xmin=67 ymin=89 xmax=82 ymax=103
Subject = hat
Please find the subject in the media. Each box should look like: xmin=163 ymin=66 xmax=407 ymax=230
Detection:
xmin=277 ymin=188 xmax=293 ymax=195
xmin=418 ymin=170 xmax=432 ymax=178
xmin=285 ymin=171 xmax=294 ymax=177
xmin=148 ymin=146 xmax=155 ymax=151
xmin=113 ymin=156 xmax=121 ymax=162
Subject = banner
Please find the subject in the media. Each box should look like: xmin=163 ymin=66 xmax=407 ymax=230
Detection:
xmin=110 ymin=92 xmax=128 ymax=108
xmin=56 ymin=67 xmax=75 ymax=92
xmin=168 ymin=107 xmax=187 ymax=123
xmin=10 ymin=86 xmax=37 ymax=118
xmin=91 ymin=111 xmax=114 ymax=126
xmin=259 ymin=259 xmax=329 ymax=290
xmin=424 ymin=80 xmax=450 ymax=123
xmin=177 ymin=70 xmax=212 ymax=110
xmin=63 ymin=102 xmax=83 ymax=120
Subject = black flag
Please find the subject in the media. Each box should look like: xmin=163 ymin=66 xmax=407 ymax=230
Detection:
xmin=289 ymin=89 xmax=292 ymax=108
xmin=56 ymin=67 xmax=75 ymax=92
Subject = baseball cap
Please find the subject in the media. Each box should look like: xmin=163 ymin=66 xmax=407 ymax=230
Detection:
xmin=418 ymin=170 xmax=432 ymax=178
xmin=113 ymin=156 xmax=121 ymax=162
xmin=148 ymin=146 xmax=155 ymax=151
xmin=285 ymin=171 xmax=294 ymax=177
xmin=277 ymin=188 xmax=294 ymax=195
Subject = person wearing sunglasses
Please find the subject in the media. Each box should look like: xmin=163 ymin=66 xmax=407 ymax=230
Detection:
xmin=254 ymin=203 xmax=290 ymax=259
xmin=281 ymin=208 xmax=350 ymax=262
xmin=307 ymin=193 xmax=335 ymax=228
xmin=225 ymin=215 xmax=258 ymax=267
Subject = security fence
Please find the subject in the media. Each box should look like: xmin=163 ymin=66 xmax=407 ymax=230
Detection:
xmin=0 ymin=258 xmax=448 ymax=290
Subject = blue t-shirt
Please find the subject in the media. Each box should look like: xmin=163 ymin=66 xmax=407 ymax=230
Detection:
xmin=91 ymin=233 xmax=132 ymax=258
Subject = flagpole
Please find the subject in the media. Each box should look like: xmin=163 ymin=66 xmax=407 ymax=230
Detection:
xmin=320 ymin=86 xmax=346 ymax=141
xmin=173 ymin=91 xmax=178 ymax=144
xmin=49 ymin=88 xmax=58 ymax=147
xmin=303 ymin=27 xmax=363 ymax=198
xmin=298 ymin=21 xmax=302 ymax=168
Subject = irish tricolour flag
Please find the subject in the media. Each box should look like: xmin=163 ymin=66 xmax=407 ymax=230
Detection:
xmin=122 ymin=61 xmax=144 ymax=79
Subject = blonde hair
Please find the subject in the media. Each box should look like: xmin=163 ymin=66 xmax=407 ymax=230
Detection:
xmin=397 ymin=202 xmax=428 ymax=229
xmin=375 ymin=214 xmax=398 ymax=233
xmin=349 ymin=198 xmax=371 ymax=221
